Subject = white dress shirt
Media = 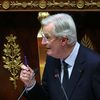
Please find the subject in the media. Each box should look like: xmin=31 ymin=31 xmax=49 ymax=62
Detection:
xmin=60 ymin=42 xmax=80 ymax=83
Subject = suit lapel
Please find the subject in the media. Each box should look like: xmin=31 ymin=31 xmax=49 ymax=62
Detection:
xmin=52 ymin=54 xmax=85 ymax=99
xmin=68 ymin=45 xmax=86 ymax=99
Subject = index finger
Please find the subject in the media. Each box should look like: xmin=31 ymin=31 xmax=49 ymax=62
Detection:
xmin=21 ymin=64 xmax=29 ymax=71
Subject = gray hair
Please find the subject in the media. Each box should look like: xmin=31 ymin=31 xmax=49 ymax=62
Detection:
xmin=41 ymin=13 xmax=77 ymax=45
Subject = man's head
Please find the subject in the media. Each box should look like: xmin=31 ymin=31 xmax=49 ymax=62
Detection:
xmin=41 ymin=13 xmax=77 ymax=59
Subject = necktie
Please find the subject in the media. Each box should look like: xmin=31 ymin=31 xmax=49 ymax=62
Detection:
xmin=62 ymin=61 xmax=69 ymax=95
xmin=62 ymin=60 xmax=69 ymax=81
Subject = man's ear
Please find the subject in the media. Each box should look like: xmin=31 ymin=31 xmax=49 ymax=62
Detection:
xmin=61 ymin=37 xmax=68 ymax=46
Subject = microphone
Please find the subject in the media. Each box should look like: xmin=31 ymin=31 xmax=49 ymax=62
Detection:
xmin=54 ymin=69 xmax=69 ymax=100
xmin=18 ymin=68 xmax=39 ymax=100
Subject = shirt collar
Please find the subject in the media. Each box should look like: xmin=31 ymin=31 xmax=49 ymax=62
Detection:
xmin=64 ymin=42 xmax=80 ymax=67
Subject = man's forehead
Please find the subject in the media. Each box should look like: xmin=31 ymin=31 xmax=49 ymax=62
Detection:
xmin=42 ymin=26 xmax=54 ymax=34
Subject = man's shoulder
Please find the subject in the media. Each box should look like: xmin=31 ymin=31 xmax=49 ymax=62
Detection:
xmin=80 ymin=44 xmax=100 ymax=61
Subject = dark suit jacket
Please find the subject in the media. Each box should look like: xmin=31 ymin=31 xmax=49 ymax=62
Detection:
xmin=26 ymin=45 xmax=100 ymax=100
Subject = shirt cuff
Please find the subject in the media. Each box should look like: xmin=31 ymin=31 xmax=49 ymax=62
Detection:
xmin=26 ymin=80 xmax=36 ymax=91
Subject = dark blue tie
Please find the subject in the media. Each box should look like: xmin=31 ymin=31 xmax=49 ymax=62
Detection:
xmin=62 ymin=61 xmax=69 ymax=96
xmin=62 ymin=60 xmax=69 ymax=82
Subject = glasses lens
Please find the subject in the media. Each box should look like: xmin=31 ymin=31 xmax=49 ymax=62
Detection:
xmin=41 ymin=33 xmax=48 ymax=42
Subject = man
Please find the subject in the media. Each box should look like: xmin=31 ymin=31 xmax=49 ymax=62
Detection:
xmin=20 ymin=13 xmax=100 ymax=100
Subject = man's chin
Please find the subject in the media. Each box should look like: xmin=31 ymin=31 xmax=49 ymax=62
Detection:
xmin=47 ymin=51 xmax=53 ymax=56
xmin=47 ymin=53 xmax=59 ymax=59
xmin=47 ymin=51 xmax=51 ymax=56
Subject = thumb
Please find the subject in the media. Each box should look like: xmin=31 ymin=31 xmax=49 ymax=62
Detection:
xmin=26 ymin=65 xmax=34 ymax=73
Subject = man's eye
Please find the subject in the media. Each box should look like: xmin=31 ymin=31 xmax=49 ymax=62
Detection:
xmin=46 ymin=36 xmax=50 ymax=39
xmin=45 ymin=36 xmax=50 ymax=39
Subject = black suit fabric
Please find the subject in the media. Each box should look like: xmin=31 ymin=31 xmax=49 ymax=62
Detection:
xmin=26 ymin=45 xmax=100 ymax=100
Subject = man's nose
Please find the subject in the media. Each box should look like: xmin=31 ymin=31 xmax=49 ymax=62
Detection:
xmin=41 ymin=38 xmax=48 ymax=45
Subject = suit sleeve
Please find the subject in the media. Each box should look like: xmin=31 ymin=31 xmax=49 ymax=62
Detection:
xmin=24 ymin=56 xmax=50 ymax=100
xmin=93 ymin=62 xmax=100 ymax=100
xmin=24 ymin=82 xmax=49 ymax=100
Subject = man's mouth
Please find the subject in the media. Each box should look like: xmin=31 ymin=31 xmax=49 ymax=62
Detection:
xmin=46 ymin=47 xmax=50 ymax=49
xmin=46 ymin=46 xmax=50 ymax=49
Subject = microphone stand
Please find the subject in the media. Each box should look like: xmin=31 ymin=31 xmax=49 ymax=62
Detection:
xmin=17 ymin=87 xmax=27 ymax=100
xmin=55 ymin=72 xmax=69 ymax=100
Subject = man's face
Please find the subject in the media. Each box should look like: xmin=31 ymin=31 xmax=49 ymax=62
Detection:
xmin=41 ymin=23 xmax=66 ymax=59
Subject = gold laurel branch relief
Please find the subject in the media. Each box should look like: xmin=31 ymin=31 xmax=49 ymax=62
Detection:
xmin=2 ymin=34 xmax=22 ymax=89
xmin=81 ymin=34 xmax=94 ymax=50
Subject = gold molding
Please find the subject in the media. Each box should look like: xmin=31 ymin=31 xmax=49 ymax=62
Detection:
xmin=0 ymin=0 xmax=100 ymax=11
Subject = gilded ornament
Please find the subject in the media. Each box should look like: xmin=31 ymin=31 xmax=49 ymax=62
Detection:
xmin=22 ymin=2 xmax=27 ymax=8
xmin=2 ymin=34 xmax=22 ymax=89
xmin=2 ymin=0 xmax=10 ymax=9
xmin=81 ymin=34 xmax=94 ymax=50
xmin=76 ymin=0 xmax=85 ymax=8
xmin=0 ymin=0 xmax=99 ymax=10
xmin=38 ymin=0 xmax=47 ymax=9
xmin=59 ymin=2 xmax=64 ymax=8
xmin=97 ymin=1 xmax=100 ymax=7
xmin=38 ymin=12 xmax=50 ymax=20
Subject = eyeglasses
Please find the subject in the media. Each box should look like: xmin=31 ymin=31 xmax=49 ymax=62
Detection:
xmin=41 ymin=32 xmax=59 ymax=43
xmin=41 ymin=32 xmax=57 ymax=43
xmin=41 ymin=32 xmax=49 ymax=43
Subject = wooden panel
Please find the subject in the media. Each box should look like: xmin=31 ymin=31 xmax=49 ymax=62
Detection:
xmin=0 ymin=12 xmax=40 ymax=100
xmin=0 ymin=11 xmax=100 ymax=100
